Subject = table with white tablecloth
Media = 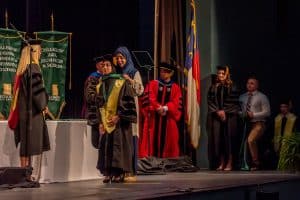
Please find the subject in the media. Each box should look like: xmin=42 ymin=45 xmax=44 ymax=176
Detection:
xmin=0 ymin=120 xmax=101 ymax=183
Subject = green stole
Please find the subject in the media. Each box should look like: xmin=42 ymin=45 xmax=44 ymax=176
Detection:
xmin=96 ymin=75 xmax=125 ymax=133
xmin=274 ymin=113 xmax=296 ymax=152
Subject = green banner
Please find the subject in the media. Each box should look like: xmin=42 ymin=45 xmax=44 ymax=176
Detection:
xmin=0 ymin=28 xmax=22 ymax=119
xmin=36 ymin=31 xmax=69 ymax=119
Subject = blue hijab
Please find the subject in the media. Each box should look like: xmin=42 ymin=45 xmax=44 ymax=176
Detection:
xmin=114 ymin=46 xmax=137 ymax=79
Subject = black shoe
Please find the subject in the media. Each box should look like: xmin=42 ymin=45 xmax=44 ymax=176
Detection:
xmin=103 ymin=176 xmax=111 ymax=183
xmin=112 ymin=174 xmax=125 ymax=183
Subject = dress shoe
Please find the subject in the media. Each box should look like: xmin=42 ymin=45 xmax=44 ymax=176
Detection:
xmin=112 ymin=174 xmax=124 ymax=183
xmin=102 ymin=176 xmax=111 ymax=183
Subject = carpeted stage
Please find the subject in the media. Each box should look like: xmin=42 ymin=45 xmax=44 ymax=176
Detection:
xmin=0 ymin=171 xmax=299 ymax=200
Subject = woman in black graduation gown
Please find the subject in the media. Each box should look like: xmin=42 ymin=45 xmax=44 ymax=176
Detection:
xmin=8 ymin=39 xmax=50 ymax=177
xmin=206 ymin=65 xmax=240 ymax=171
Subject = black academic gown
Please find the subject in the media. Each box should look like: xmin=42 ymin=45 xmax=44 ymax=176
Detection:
xmin=96 ymin=75 xmax=137 ymax=176
xmin=206 ymin=84 xmax=240 ymax=169
xmin=15 ymin=63 xmax=50 ymax=156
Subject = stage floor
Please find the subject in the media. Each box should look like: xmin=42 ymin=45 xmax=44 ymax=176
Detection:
xmin=1 ymin=171 xmax=300 ymax=200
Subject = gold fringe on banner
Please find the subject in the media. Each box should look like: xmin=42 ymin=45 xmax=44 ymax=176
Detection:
xmin=46 ymin=111 xmax=55 ymax=120
xmin=45 ymin=101 xmax=66 ymax=120
xmin=57 ymin=101 xmax=66 ymax=119
xmin=0 ymin=112 xmax=5 ymax=120
xmin=0 ymin=33 xmax=23 ymax=39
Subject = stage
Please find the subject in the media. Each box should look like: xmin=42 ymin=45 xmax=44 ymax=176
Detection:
xmin=0 ymin=171 xmax=299 ymax=200
xmin=1 ymin=121 xmax=300 ymax=199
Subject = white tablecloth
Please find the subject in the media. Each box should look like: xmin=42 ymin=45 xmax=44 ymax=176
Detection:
xmin=0 ymin=120 xmax=101 ymax=183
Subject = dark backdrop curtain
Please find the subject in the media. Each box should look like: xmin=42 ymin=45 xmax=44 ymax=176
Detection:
xmin=154 ymin=0 xmax=190 ymax=156
xmin=155 ymin=0 xmax=185 ymax=81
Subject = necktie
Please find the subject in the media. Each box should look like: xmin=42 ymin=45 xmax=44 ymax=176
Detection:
xmin=281 ymin=116 xmax=287 ymax=136
xmin=246 ymin=93 xmax=253 ymax=112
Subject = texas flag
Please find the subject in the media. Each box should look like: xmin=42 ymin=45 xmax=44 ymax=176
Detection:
xmin=185 ymin=0 xmax=201 ymax=149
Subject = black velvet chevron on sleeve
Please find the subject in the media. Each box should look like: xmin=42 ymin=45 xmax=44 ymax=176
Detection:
xmin=118 ymin=82 xmax=137 ymax=123
xmin=30 ymin=64 xmax=48 ymax=113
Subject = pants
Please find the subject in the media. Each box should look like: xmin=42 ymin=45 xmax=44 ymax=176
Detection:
xmin=247 ymin=121 xmax=265 ymax=165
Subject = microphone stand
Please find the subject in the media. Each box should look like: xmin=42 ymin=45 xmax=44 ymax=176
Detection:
xmin=10 ymin=23 xmax=33 ymax=167
xmin=131 ymin=51 xmax=153 ymax=157
xmin=170 ymin=58 xmax=186 ymax=156
xmin=143 ymin=65 xmax=153 ymax=157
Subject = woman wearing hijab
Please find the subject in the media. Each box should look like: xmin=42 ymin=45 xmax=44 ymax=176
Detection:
xmin=114 ymin=46 xmax=144 ymax=181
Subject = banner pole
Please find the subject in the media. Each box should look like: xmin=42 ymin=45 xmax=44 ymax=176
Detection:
xmin=5 ymin=9 xmax=8 ymax=29
xmin=50 ymin=12 xmax=54 ymax=31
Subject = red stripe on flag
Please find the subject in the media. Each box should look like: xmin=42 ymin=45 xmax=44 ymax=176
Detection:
xmin=192 ymin=49 xmax=201 ymax=104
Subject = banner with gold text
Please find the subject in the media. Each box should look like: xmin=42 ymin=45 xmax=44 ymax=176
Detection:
xmin=0 ymin=28 xmax=22 ymax=119
xmin=36 ymin=31 xmax=69 ymax=119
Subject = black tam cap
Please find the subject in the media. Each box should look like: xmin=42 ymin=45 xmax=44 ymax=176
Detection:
xmin=158 ymin=62 xmax=175 ymax=72
xmin=94 ymin=54 xmax=113 ymax=64
xmin=28 ymin=39 xmax=42 ymax=45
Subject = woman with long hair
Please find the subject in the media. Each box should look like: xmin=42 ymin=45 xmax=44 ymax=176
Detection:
xmin=207 ymin=65 xmax=240 ymax=171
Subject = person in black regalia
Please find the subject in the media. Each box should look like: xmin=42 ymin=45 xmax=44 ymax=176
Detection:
xmin=83 ymin=55 xmax=105 ymax=149
xmin=8 ymin=39 xmax=50 ymax=180
xmin=95 ymin=54 xmax=137 ymax=183
xmin=206 ymin=65 xmax=240 ymax=171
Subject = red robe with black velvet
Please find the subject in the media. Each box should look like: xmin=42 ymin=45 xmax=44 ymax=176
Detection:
xmin=139 ymin=79 xmax=182 ymax=158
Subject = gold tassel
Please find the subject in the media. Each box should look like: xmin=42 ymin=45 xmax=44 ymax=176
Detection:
xmin=0 ymin=112 xmax=5 ymax=120
xmin=46 ymin=111 xmax=55 ymax=120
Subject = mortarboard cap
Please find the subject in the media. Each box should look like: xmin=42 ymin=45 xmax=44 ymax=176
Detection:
xmin=21 ymin=39 xmax=42 ymax=49
xmin=94 ymin=54 xmax=113 ymax=64
xmin=28 ymin=39 xmax=42 ymax=45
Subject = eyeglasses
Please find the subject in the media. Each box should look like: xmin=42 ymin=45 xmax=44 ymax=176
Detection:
xmin=102 ymin=63 xmax=112 ymax=67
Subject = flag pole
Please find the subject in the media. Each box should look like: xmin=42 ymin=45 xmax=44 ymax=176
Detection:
xmin=154 ymin=0 xmax=159 ymax=79
xmin=50 ymin=12 xmax=54 ymax=31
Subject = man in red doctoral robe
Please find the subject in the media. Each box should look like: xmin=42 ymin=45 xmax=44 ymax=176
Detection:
xmin=139 ymin=62 xmax=182 ymax=158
